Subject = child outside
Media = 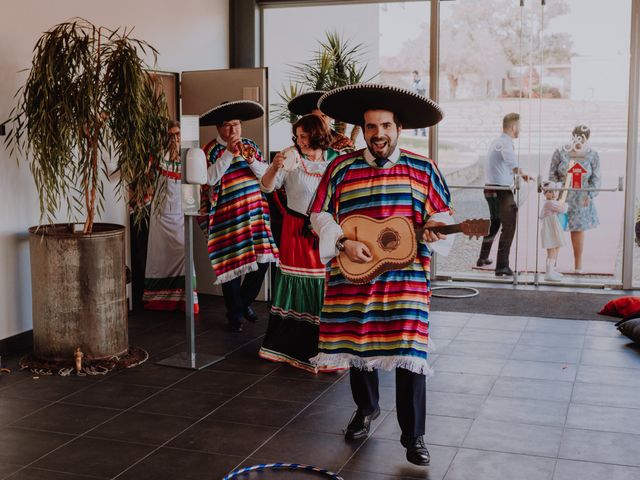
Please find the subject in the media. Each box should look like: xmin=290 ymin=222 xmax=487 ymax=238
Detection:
xmin=540 ymin=181 xmax=568 ymax=281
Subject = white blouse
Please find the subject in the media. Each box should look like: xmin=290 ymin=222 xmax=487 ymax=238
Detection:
xmin=260 ymin=152 xmax=331 ymax=216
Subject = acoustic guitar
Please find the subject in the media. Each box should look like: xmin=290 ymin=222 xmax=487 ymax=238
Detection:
xmin=337 ymin=215 xmax=490 ymax=284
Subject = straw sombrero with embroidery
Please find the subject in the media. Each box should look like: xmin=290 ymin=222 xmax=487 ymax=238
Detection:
xmin=199 ymin=100 xmax=264 ymax=126
xmin=318 ymin=84 xmax=443 ymax=129
xmin=287 ymin=91 xmax=326 ymax=116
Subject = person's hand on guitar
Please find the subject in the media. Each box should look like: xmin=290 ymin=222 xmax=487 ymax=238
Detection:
xmin=344 ymin=240 xmax=373 ymax=264
xmin=423 ymin=220 xmax=447 ymax=243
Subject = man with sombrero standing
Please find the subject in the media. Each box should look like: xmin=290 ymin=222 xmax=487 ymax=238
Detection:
xmin=288 ymin=90 xmax=354 ymax=152
xmin=309 ymin=84 xmax=453 ymax=466
xmin=200 ymin=100 xmax=279 ymax=332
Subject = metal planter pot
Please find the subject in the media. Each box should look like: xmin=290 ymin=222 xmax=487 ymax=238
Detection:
xmin=28 ymin=223 xmax=128 ymax=362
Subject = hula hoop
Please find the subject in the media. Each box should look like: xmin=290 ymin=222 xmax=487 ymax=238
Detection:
xmin=431 ymin=286 xmax=479 ymax=299
xmin=223 ymin=463 xmax=344 ymax=479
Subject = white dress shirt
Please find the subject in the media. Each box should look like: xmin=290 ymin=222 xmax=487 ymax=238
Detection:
xmin=485 ymin=133 xmax=517 ymax=186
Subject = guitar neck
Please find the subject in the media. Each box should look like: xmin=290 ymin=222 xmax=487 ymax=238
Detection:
xmin=416 ymin=223 xmax=463 ymax=236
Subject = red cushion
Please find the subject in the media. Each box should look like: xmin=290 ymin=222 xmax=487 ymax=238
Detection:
xmin=599 ymin=296 xmax=640 ymax=318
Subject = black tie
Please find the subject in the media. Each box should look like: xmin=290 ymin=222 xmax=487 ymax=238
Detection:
xmin=375 ymin=157 xmax=388 ymax=168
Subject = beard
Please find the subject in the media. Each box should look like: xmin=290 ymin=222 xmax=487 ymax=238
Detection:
xmin=366 ymin=135 xmax=398 ymax=159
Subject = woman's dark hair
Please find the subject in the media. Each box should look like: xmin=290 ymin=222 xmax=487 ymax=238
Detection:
xmin=572 ymin=124 xmax=590 ymax=142
xmin=292 ymin=114 xmax=332 ymax=150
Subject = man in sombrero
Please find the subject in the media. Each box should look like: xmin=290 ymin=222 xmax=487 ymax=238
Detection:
xmin=288 ymin=90 xmax=354 ymax=152
xmin=309 ymin=84 xmax=454 ymax=466
xmin=200 ymin=100 xmax=279 ymax=333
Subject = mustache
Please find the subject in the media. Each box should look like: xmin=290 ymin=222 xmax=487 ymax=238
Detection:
xmin=370 ymin=136 xmax=390 ymax=143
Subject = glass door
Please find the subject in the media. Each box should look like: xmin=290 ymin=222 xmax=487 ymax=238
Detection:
xmin=434 ymin=0 xmax=631 ymax=289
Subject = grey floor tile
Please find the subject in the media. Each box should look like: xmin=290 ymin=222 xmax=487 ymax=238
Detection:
xmin=583 ymin=335 xmax=636 ymax=351
xmin=429 ymin=326 xmax=463 ymax=341
xmin=571 ymin=382 xmax=640 ymax=409
xmin=586 ymin=321 xmax=621 ymax=337
xmin=373 ymin=413 xmax=473 ymax=448
xmin=566 ymin=403 xmax=640 ymax=435
xmin=0 ymin=428 xmax=73 ymax=465
xmin=518 ymin=332 xmax=585 ymax=349
xmin=463 ymin=419 xmax=562 ymax=457
xmin=466 ymin=314 xmax=529 ymax=332
xmin=4 ymin=468 xmax=107 ymax=479
xmin=490 ymin=377 xmax=573 ymax=403
xmin=510 ymin=345 xmax=581 ymax=364
xmin=32 ymin=437 xmax=154 ymax=478
xmin=433 ymin=355 xmax=506 ymax=376
xmin=580 ymin=347 xmax=640 ymax=369
xmin=288 ymin=403 xmax=388 ymax=436
xmin=427 ymin=371 xmax=496 ymax=396
xmin=430 ymin=311 xmax=472 ymax=328
xmin=345 ymin=438 xmax=457 ymax=479
xmin=253 ymin=429 xmax=361 ymax=473
xmin=426 ymin=391 xmax=486 ymax=419
xmin=339 ymin=470 xmax=412 ymax=480
xmin=559 ymin=428 xmax=640 ymax=467
xmin=456 ymin=328 xmax=521 ymax=345
xmin=430 ymin=338 xmax=452 ymax=354
xmin=525 ymin=318 xmax=588 ymax=335
xmin=576 ymin=365 xmax=640 ymax=387
xmin=443 ymin=449 xmax=556 ymax=480
xmin=443 ymin=340 xmax=514 ymax=359
xmin=502 ymin=360 xmax=577 ymax=382
xmin=478 ymin=396 xmax=568 ymax=427
xmin=553 ymin=459 xmax=640 ymax=480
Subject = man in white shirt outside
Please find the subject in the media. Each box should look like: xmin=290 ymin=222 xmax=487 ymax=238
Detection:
xmin=477 ymin=113 xmax=530 ymax=277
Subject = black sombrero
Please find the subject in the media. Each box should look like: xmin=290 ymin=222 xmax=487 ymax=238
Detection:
xmin=287 ymin=91 xmax=326 ymax=116
xmin=199 ymin=100 xmax=264 ymax=126
xmin=318 ymin=84 xmax=443 ymax=129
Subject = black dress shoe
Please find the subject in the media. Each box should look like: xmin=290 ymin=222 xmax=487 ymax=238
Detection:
xmin=401 ymin=435 xmax=430 ymax=466
xmin=495 ymin=266 xmax=513 ymax=277
xmin=243 ymin=306 xmax=258 ymax=323
xmin=344 ymin=406 xmax=380 ymax=440
xmin=476 ymin=257 xmax=493 ymax=267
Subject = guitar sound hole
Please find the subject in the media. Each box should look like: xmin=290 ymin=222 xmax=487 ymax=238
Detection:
xmin=378 ymin=228 xmax=400 ymax=251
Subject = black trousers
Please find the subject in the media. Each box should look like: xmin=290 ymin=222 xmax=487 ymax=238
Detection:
xmin=479 ymin=189 xmax=518 ymax=269
xmin=350 ymin=367 xmax=426 ymax=438
xmin=220 ymin=262 xmax=270 ymax=322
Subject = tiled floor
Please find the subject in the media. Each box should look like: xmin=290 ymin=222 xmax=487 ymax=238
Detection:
xmin=1 ymin=296 xmax=640 ymax=479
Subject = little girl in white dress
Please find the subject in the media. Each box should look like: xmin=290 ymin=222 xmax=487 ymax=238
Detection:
xmin=540 ymin=181 xmax=568 ymax=281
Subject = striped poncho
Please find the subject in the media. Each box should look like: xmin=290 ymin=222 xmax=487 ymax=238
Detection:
xmin=200 ymin=138 xmax=278 ymax=284
xmin=308 ymin=148 xmax=452 ymax=375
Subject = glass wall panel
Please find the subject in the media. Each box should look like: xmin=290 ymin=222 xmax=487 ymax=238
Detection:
xmin=435 ymin=0 xmax=631 ymax=288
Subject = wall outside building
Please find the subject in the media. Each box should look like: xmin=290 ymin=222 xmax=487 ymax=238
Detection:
xmin=0 ymin=0 xmax=229 ymax=341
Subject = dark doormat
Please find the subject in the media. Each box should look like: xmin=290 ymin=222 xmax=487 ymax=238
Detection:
xmin=430 ymin=287 xmax=624 ymax=321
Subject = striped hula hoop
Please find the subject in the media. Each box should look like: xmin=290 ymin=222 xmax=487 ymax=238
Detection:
xmin=222 ymin=462 xmax=344 ymax=479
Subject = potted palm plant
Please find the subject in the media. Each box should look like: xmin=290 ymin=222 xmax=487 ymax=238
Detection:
xmin=4 ymin=18 xmax=169 ymax=365
xmin=271 ymin=31 xmax=373 ymax=141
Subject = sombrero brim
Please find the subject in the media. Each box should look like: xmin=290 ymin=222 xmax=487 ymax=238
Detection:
xmin=318 ymin=84 xmax=443 ymax=129
xmin=287 ymin=91 xmax=325 ymax=116
xmin=200 ymin=100 xmax=264 ymax=126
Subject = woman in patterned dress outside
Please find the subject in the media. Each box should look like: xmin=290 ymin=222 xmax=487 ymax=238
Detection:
xmin=548 ymin=125 xmax=601 ymax=273
xmin=256 ymin=114 xmax=346 ymax=373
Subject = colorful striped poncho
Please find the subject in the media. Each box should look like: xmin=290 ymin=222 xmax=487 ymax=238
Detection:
xmin=308 ymin=148 xmax=452 ymax=375
xmin=200 ymin=138 xmax=278 ymax=284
